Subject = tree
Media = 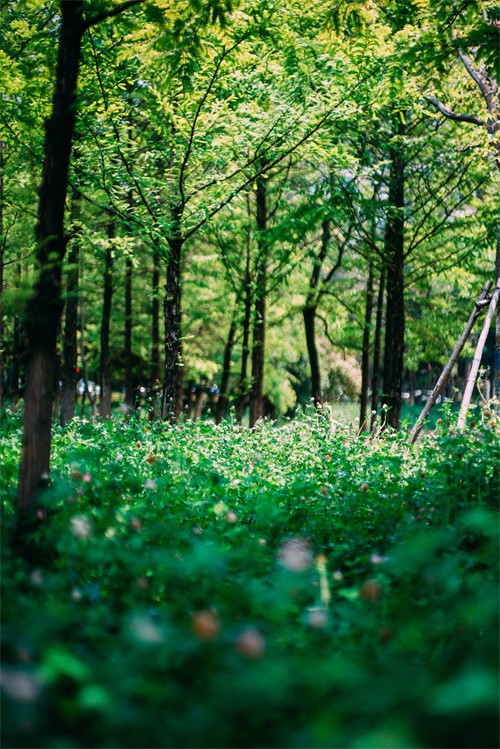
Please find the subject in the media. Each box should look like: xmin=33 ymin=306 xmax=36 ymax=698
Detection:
xmin=418 ymin=2 xmax=499 ymax=396
xmin=16 ymin=0 xmax=144 ymax=518
xmin=99 ymin=221 xmax=115 ymax=418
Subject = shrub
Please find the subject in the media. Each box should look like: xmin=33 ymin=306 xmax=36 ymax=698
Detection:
xmin=1 ymin=411 xmax=498 ymax=747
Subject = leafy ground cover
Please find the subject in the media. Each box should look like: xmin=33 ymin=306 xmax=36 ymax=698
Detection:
xmin=1 ymin=408 xmax=499 ymax=748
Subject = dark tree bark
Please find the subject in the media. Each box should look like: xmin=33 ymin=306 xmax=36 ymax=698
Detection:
xmin=382 ymin=123 xmax=405 ymax=430
xmin=370 ymin=270 xmax=385 ymax=430
xmin=9 ymin=289 xmax=22 ymax=410
xmin=162 ymin=224 xmax=183 ymax=420
xmin=303 ymin=219 xmax=332 ymax=406
xmin=151 ymin=238 xmax=161 ymax=384
xmin=494 ymin=226 xmax=500 ymax=399
xmin=303 ymin=305 xmax=322 ymax=405
xmin=148 ymin=238 xmax=161 ymax=420
xmin=79 ymin=304 xmax=97 ymax=420
xmin=235 ymin=228 xmax=253 ymax=424
xmin=53 ymin=334 xmax=62 ymax=419
xmin=216 ymin=312 xmax=237 ymax=424
xmin=124 ymin=250 xmax=134 ymax=411
xmin=249 ymin=174 xmax=267 ymax=428
xmin=99 ymin=221 xmax=114 ymax=418
xmin=0 ymin=245 xmax=3 ymax=413
xmin=407 ymin=369 xmax=416 ymax=405
xmin=359 ymin=263 xmax=374 ymax=431
xmin=17 ymin=1 xmax=85 ymax=516
xmin=60 ymin=195 xmax=81 ymax=427
xmin=0 ymin=141 xmax=4 ymax=411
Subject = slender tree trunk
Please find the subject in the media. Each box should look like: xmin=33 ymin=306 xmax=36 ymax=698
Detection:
xmin=0 ymin=246 xmax=3 ymax=413
xmin=79 ymin=304 xmax=97 ymax=420
xmin=99 ymin=221 xmax=114 ymax=418
xmin=409 ymin=284 xmax=493 ymax=444
xmin=494 ymin=226 xmax=500 ymax=399
xmin=60 ymin=195 xmax=81 ymax=426
xmin=457 ymin=281 xmax=500 ymax=429
xmin=124 ymin=186 xmax=134 ymax=411
xmin=53 ymin=329 xmax=62 ymax=419
xmin=151 ymin=238 xmax=161 ymax=383
xmin=0 ymin=141 xmax=4 ymax=411
xmin=148 ymin=238 xmax=161 ymax=420
xmin=235 ymin=229 xmax=252 ymax=424
xmin=194 ymin=385 xmax=206 ymax=420
xmin=382 ymin=122 xmax=405 ymax=430
xmin=9 ymin=294 xmax=22 ymax=409
xmin=216 ymin=312 xmax=237 ymax=424
xmin=359 ymin=263 xmax=374 ymax=431
xmin=162 ymin=225 xmax=183 ymax=420
xmin=303 ymin=219 xmax=332 ymax=406
xmin=249 ymin=174 xmax=267 ymax=428
xmin=17 ymin=1 xmax=84 ymax=516
xmin=408 ymin=369 xmax=416 ymax=406
xmin=303 ymin=305 xmax=322 ymax=406
xmin=124 ymin=250 xmax=134 ymax=411
xmin=370 ymin=270 xmax=385 ymax=430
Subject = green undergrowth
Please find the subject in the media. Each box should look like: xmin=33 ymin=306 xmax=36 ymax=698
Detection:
xmin=1 ymin=409 xmax=499 ymax=748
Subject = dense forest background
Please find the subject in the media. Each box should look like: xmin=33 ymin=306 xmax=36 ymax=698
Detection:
xmin=1 ymin=4 xmax=499 ymax=747
xmin=0 ymin=0 xmax=499 ymax=503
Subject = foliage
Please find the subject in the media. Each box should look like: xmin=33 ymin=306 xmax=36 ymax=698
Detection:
xmin=1 ymin=410 xmax=499 ymax=748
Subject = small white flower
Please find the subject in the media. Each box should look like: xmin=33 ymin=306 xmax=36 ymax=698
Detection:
xmin=370 ymin=553 xmax=389 ymax=565
xmin=278 ymin=538 xmax=313 ymax=572
xmin=0 ymin=668 xmax=41 ymax=703
xmin=307 ymin=608 xmax=329 ymax=628
xmin=70 ymin=515 xmax=92 ymax=539
xmin=129 ymin=615 xmax=163 ymax=643
xmin=30 ymin=569 xmax=43 ymax=586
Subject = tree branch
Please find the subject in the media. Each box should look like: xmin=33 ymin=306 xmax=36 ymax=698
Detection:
xmin=457 ymin=49 xmax=495 ymax=110
xmin=84 ymin=0 xmax=145 ymax=29
xmin=424 ymin=95 xmax=484 ymax=127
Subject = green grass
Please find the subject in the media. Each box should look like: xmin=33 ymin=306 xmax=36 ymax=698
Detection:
xmin=1 ymin=408 xmax=499 ymax=748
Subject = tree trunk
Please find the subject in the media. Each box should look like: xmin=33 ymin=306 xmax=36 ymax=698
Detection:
xmin=370 ymin=270 xmax=385 ymax=430
xmin=303 ymin=305 xmax=322 ymax=406
xmin=249 ymin=174 xmax=267 ymax=428
xmin=124 ymin=188 xmax=134 ymax=412
xmin=303 ymin=219 xmax=332 ymax=406
xmin=494 ymin=226 xmax=500 ymax=399
xmin=408 ymin=369 xmax=416 ymax=406
xmin=60 ymin=195 xmax=81 ymax=427
xmin=53 ymin=329 xmax=62 ymax=420
xmin=147 ymin=239 xmax=161 ymax=420
xmin=151 ymin=238 xmax=161 ymax=384
xmin=216 ymin=312 xmax=236 ymax=424
xmin=457 ymin=281 xmax=499 ymax=429
xmin=17 ymin=1 xmax=84 ymax=516
xmin=9 ymin=290 xmax=22 ymax=410
xmin=124 ymin=250 xmax=134 ymax=411
xmin=0 ymin=248 xmax=3 ymax=413
xmin=0 ymin=141 xmax=4 ymax=411
xmin=382 ymin=122 xmax=405 ymax=430
xmin=235 ymin=229 xmax=252 ymax=424
xmin=409 ymin=283 xmax=493 ymax=444
xmin=194 ymin=385 xmax=206 ymax=421
xmin=162 ymin=230 xmax=183 ymax=420
xmin=99 ymin=221 xmax=114 ymax=418
xmin=359 ymin=263 xmax=374 ymax=431
xmin=79 ymin=304 xmax=97 ymax=420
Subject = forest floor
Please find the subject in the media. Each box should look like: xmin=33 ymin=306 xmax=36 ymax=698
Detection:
xmin=1 ymin=407 xmax=499 ymax=748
